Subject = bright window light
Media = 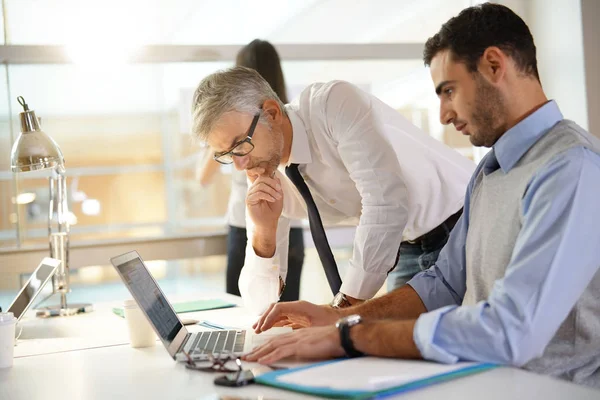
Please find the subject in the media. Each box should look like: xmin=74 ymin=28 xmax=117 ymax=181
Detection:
xmin=82 ymin=199 xmax=101 ymax=216
xmin=64 ymin=2 xmax=152 ymax=65
xmin=65 ymin=211 xmax=78 ymax=225
xmin=13 ymin=192 xmax=36 ymax=205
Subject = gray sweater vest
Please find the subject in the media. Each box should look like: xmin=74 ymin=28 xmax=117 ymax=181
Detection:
xmin=464 ymin=120 xmax=600 ymax=386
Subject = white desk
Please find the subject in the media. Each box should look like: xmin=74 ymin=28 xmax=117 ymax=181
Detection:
xmin=2 ymin=297 xmax=599 ymax=400
xmin=12 ymin=292 xmax=252 ymax=358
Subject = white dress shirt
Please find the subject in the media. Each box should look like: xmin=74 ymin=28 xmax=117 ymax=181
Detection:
xmin=239 ymin=81 xmax=475 ymax=313
xmin=226 ymin=168 xmax=250 ymax=228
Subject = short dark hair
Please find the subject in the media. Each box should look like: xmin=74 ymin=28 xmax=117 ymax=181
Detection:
xmin=423 ymin=3 xmax=540 ymax=81
xmin=236 ymin=39 xmax=289 ymax=103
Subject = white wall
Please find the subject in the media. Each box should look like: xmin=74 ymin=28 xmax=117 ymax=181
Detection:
xmin=581 ymin=0 xmax=600 ymax=137
xmin=525 ymin=0 xmax=589 ymax=130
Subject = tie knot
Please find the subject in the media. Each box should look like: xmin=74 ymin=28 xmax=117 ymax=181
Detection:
xmin=285 ymin=163 xmax=301 ymax=180
xmin=286 ymin=163 xmax=299 ymax=172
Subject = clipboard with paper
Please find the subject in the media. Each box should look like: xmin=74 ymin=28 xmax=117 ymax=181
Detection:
xmin=255 ymin=357 xmax=496 ymax=399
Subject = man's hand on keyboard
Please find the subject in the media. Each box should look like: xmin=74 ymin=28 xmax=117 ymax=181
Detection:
xmin=253 ymin=301 xmax=341 ymax=334
xmin=243 ymin=326 xmax=344 ymax=364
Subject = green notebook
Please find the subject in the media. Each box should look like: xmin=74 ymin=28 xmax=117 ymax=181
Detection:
xmin=112 ymin=299 xmax=236 ymax=318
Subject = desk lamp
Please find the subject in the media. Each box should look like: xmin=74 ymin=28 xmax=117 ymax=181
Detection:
xmin=10 ymin=96 xmax=92 ymax=317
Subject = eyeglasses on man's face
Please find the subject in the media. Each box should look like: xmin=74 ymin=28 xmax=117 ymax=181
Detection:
xmin=213 ymin=111 xmax=261 ymax=165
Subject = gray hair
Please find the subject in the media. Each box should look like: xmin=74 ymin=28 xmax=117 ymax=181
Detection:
xmin=191 ymin=66 xmax=286 ymax=142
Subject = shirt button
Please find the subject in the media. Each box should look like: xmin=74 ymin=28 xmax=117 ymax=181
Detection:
xmin=329 ymin=199 xmax=336 ymax=204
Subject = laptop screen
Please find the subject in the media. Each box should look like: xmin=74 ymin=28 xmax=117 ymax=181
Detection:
xmin=8 ymin=259 xmax=58 ymax=321
xmin=116 ymin=258 xmax=182 ymax=344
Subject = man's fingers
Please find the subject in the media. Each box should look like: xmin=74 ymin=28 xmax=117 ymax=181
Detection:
xmin=259 ymin=303 xmax=296 ymax=333
xmin=259 ymin=301 xmax=317 ymax=332
xmin=243 ymin=341 xmax=274 ymax=361
xmin=254 ymin=303 xmax=277 ymax=332
xmin=247 ymin=177 xmax=281 ymax=193
xmin=247 ymin=327 xmax=342 ymax=364
xmin=247 ymin=181 xmax=282 ymax=201
xmin=252 ymin=334 xmax=303 ymax=364
xmin=247 ymin=191 xmax=278 ymax=204
xmin=255 ymin=304 xmax=291 ymax=334
xmin=272 ymin=319 xmax=293 ymax=328
xmin=257 ymin=315 xmax=289 ymax=332
xmin=257 ymin=345 xmax=296 ymax=365
xmin=244 ymin=333 xmax=297 ymax=361
xmin=246 ymin=167 xmax=266 ymax=182
xmin=255 ymin=303 xmax=280 ymax=333
xmin=250 ymin=175 xmax=281 ymax=192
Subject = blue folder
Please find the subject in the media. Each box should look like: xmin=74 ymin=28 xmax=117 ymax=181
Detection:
xmin=255 ymin=358 xmax=497 ymax=399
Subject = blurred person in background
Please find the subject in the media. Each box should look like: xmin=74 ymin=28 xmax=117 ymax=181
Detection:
xmin=197 ymin=39 xmax=305 ymax=302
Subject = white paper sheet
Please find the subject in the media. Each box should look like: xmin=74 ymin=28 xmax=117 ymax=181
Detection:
xmin=277 ymin=357 xmax=478 ymax=391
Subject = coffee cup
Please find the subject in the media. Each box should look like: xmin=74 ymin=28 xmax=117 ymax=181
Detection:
xmin=0 ymin=312 xmax=17 ymax=368
xmin=123 ymin=300 xmax=156 ymax=348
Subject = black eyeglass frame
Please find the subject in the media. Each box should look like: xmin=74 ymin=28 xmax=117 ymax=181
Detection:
xmin=182 ymin=349 xmax=243 ymax=373
xmin=213 ymin=111 xmax=261 ymax=165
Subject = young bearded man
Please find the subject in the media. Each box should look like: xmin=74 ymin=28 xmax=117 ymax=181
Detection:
xmin=244 ymin=3 xmax=600 ymax=388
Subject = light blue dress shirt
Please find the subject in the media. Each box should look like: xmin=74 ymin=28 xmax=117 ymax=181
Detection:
xmin=408 ymin=101 xmax=600 ymax=365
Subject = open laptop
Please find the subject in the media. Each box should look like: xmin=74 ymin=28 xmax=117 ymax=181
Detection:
xmin=7 ymin=258 xmax=60 ymax=322
xmin=111 ymin=250 xmax=282 ymax=362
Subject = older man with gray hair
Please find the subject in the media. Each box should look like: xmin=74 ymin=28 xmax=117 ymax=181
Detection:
xmin=191 ymin=67 xmax=474 ymax=313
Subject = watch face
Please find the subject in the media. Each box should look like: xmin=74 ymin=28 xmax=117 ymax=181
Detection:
xmin=337 ymin=314 xmax=362 ymax=328
xmin=330 ymin=292 xmax=345 ymax=308
xmin=333 ymin=292 xmax=344 ymax=305
xmin=346 ymin=314 xmax=362 ymax=326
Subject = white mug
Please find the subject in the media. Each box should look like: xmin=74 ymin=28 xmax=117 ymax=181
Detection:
xmin=123 ymin=300 xmax=156 ymax=348
xmin=0 ymin=312 xmax=17 ymax=368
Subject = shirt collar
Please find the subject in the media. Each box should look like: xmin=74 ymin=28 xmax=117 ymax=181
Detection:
xmin=493 ymin=100 xmax=563 ymax=173
xmin=284 ymin=104 xmax=312 ymax=166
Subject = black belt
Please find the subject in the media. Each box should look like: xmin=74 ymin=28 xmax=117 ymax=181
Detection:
xmin=405 ymin=208 xmax=463 ymax=245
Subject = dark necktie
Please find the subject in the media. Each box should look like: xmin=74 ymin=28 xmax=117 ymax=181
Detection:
xmin=285 ymin=163 xmax=342 ymax=294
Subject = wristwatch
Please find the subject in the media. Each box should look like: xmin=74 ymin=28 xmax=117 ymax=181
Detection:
xmin=335 ymin=314 xmax=364 ymax=358
xmin=330 ymin=292 xmax=352 ymax=308
xmin=278 ymin=276 xmax=286 ymax=298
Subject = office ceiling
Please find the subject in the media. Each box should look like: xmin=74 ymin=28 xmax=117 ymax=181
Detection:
xmin=3 ymin=0 xmax=475 ymax=45
xmin=0 ymin=0 xmax=480 ymax=114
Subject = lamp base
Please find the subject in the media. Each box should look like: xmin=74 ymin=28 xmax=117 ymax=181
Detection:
xmin=36 ymin=303 xmax=93 ymax=318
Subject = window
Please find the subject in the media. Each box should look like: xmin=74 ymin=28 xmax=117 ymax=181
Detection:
xmin=0 ymin=0 xmax=476 ymax=249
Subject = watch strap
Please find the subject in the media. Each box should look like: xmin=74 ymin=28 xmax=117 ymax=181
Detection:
xmin=339 ymin=321 xmax=364 ymax=358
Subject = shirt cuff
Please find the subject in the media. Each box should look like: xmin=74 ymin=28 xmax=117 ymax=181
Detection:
xmin=238 ymin=254 xmax=281 ymax=315
xmin=407 ymin=271 xmax=458 ymax=311
xmin=249 ymin=253 xmax=280 ymax=276
xmin=340 ymin=267 xmax=387 ymax=300
xmin=413 ymin=305 xmax=459 ymax=364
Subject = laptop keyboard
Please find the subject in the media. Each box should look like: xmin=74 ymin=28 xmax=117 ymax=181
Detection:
xmin=188 ymin=330 xmax=246 ymax=355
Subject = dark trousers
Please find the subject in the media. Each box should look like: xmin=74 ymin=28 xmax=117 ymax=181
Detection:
xmin=226 ymin=225 xmax=305 ymax=301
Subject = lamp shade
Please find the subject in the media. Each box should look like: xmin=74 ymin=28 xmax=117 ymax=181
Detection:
xmin=10 ymin=96 xmax=64 ymax=172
